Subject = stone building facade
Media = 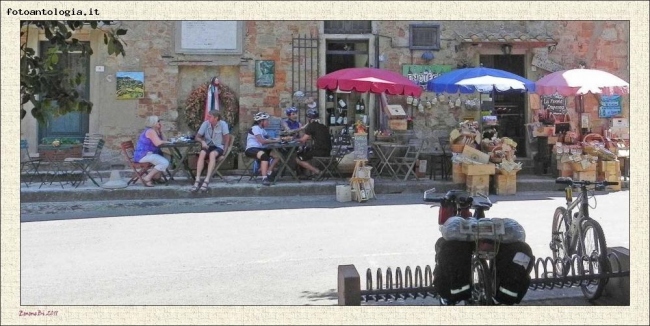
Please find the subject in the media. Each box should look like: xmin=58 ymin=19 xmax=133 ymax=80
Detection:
xmin=20 ymin=20 xmax=629 ymax=168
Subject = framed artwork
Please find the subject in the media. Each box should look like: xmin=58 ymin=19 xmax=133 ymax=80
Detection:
xmin=116 ymin=71 xmax=145 ymax=99
xmin=255 ymin=60 xmax=275 ymax=87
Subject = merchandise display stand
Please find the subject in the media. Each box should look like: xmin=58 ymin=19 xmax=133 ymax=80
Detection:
xmin=350 ymin=160 xmax=375 ymax=202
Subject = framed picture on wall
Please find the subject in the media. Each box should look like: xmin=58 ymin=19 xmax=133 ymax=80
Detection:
xmin=116 ymin=72 xmax=145 ymax=99
xmin=255 ymin=60 xmax=275 ymax=87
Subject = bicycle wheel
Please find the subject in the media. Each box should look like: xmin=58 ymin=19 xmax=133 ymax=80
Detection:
xmin=550 ymin=207 xmax=570 ymax=275
xmin=469 ymin=259 xmax=493 ymax=305
xmin=578 ymin=218 xmax=609 ymax=300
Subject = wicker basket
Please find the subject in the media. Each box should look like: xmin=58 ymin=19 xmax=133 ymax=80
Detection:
xmin=489 ymin=145 xmax=504 ymax=163
xmin=450 ymin=143 xmax=465 ymax=153
xmin=583 ymin=133 xmax=605 ymax=144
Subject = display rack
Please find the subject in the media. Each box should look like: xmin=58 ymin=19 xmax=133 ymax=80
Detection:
xmin=326 ymin=90 xmax=369 ymax=135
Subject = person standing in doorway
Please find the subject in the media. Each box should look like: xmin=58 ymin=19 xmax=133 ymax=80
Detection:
xmin=191 ymin=110 xmax=231 ymax=192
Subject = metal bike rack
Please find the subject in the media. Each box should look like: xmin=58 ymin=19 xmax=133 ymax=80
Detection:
xmin=338 ymin=251 xmax=629 ymax=305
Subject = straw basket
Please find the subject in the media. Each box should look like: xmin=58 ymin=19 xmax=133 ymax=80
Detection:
xmin=583 ymin=133 xmax=605 ymax=144
xmin=489 ymin=145 xmax=504 ymax=164
xmin=451 ymin=143 xmax=465 ymax=153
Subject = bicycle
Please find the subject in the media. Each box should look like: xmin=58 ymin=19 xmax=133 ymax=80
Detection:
xmin=549 ymin=177 xmax=619 ymax=300
xmin=424 ymin=188 xmax=501 ymax=306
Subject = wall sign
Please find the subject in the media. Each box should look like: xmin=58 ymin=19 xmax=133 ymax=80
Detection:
xmin=531 ymin=53 xmax=564 ymax=72
xmin=174 ymin=21 xmax=243 ymax=54
xmin=402 ymin=64 xmax=454 ymax=90
xmin=540 ymin=94 xmax=567 ymax=114
xmin=353 ymin=133 xmax=368 ymax=160
xmin=599 ymin=95 xmax=622 ymax=118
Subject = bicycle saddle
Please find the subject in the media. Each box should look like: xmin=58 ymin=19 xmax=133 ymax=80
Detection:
xmin=471 ymin=196 xmax=492 ymax=209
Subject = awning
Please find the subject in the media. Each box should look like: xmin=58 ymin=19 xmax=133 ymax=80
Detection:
xmin=457 ymin=32 xmax=557 ymax=47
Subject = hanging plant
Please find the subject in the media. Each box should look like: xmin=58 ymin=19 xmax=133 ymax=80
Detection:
xmin=183 ymin=82 xmax=241 ymax=155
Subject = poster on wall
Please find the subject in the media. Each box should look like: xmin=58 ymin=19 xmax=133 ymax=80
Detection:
xmin=255 ymin=60 xmax=275 ymax=87
xmin=599 ymin=95 xmax=622 ymax=118
xmin=402 ymin=65 xmax=454 ymax=90
xmin=116 ymin=72 xmax=145 ymax=99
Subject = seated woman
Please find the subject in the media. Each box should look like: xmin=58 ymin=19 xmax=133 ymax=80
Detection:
xmin=245 ymin=112 xmax=282 ymax=186
xmin=133 ymin=115 xmax=171 ymax=187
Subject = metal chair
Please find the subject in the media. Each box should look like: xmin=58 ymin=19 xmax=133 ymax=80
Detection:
xmin=121 ymin=140 xmax=155 ymax=186
xmin=65 ymin=139 xmax=105 ymax=187
xmin=20 ymin=139 xmax=42 ymax=187
xmin=208 ymin=136 xmax=235 ymax=183
xmin=312 ymin=135 xmax=351 ymax=181
xmin=392 ymin=138 xmax=425 ymax=181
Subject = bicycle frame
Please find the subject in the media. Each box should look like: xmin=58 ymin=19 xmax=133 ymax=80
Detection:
xmin=561 ymin=185 xmax=591 ymax=256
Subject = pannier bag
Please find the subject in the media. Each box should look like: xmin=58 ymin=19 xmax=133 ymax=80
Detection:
xmin=441 ymin=217 xmax=526 ymax=243
xmin=433 ymin=239 xmax=474 ymax=303
xmin=494 ymin=241 xmax=534 ymax=304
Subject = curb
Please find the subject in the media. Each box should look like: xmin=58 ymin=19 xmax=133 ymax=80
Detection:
xmin=19 ymin=176 xmax=575 ymax=203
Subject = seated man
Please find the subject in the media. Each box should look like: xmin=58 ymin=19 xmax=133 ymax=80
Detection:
xmin=294 ymin=108 xmax=332 ymax=180
xmin=191 ymin=110 xmax=230 ymax=192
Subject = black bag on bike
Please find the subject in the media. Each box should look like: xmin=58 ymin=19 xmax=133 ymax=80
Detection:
xmin=433 ymin=239 xmax=474 ymax=303
xmin=494 ymin=241 xmax=534 ymax=304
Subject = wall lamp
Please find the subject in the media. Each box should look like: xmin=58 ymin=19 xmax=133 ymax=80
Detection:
xmin=501 ymin=44 xmax=512 ymax=55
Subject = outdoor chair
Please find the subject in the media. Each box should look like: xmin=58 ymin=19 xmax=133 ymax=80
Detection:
xmin=312 ymin=134 xmax=351 ymax=181
xmin=208 ymin=136 xmax=235 ymax=183
xmin=81 ymin=133 xmax=104 ymax=158
xmin=237 ymin=154 xmax=260 ymax=183
xmin=65 ymin=139 xmax=105 ymax=187
xmin=427 ymin=137 xmax=452 ymax=180
xmin=20 ymin=139 xmax=42 ymax=187
xmin=392 ymin=138 xmax=425 ymax=181
xmin=120 ymin=140 xmax=167 ymax=186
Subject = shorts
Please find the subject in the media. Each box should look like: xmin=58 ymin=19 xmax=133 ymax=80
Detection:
xmin=201 ymin=145 xmax=224 ymax=156
xmin=297 ymin=149 xmax=330 ymax=161
xmin=245 ymin=148 xmax=272 ymax=160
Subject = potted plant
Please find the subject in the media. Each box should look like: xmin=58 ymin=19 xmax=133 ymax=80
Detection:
xmin=38 ymin=137 xmax=82 ymax=161
xmin=182 ymin=81 xmax=241 ymax=170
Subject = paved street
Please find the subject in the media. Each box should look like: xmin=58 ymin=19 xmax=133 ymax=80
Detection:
xmin=21 ymin=190 xmax=630 ymax=305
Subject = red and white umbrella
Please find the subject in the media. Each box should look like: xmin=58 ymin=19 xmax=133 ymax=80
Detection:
xmin=317 ymin=67 xmax=422 ymax=97
xmin=535 ymin=68 xmax=629 ymax=96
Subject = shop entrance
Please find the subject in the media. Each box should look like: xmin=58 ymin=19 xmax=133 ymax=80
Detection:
xmin=480 ymin=54 xmax=527 ymax=157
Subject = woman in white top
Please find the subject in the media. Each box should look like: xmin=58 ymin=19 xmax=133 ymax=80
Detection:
xmin=245 ymin=112 xmax=283 ymax=186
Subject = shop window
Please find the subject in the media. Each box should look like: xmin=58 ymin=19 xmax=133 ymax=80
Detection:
xmin=324 ymin=21 xmax=372 ymax=34
xmin=409 ymin=24 xmax=440 ymax=50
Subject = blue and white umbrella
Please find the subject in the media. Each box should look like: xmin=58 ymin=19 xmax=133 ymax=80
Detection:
xmin=426 ymin=67 xmax=536 ymax=94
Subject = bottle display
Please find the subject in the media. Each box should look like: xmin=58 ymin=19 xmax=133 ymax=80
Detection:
xmin=329 ymin=109 xmax=336 ymax=126
xmin=355 ymin=98 xmax=361 ymax=113
xmin=360 ymin=98 xmax=365 ymax=112
xmin=342 ymin=111 xmax=348 ymax=125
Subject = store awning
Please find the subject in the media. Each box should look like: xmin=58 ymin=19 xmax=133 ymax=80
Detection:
xmin=457 ymin=32 xmax=558 ymax=47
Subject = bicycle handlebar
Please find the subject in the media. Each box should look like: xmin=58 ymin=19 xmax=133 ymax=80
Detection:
xmin=555 ymin=177 xmax=619 ymax=186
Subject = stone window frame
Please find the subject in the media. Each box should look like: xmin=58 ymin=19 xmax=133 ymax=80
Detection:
xmin=409 ymin=23 xmax=441 ymax=50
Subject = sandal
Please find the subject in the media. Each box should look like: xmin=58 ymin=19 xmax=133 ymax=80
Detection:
xmin=190 ymin=180 xmax=202 ymax=192
xmin=143 ymin=178 xmax=154 ymax=187
xmin=199 ymin=181 xmax=210 ymax=192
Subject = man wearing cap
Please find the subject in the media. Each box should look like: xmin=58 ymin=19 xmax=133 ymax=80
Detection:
xmin=294 ymin=108 xmax=332 ymax=180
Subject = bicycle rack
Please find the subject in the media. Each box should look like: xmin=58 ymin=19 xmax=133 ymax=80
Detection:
xmin=355 ymin=251 xmax=629 ymax=304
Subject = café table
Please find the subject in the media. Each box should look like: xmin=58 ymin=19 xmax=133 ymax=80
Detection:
xmin=371 ymin=141 xmax=408 ymax=180
xmin=265 ymin=141 xmax=303 ymax=184
xmin=159 ymin=140 xmax=200 ymax=183
xmin=38 ymin=145 xmax=77 ymax=189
